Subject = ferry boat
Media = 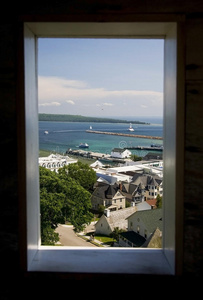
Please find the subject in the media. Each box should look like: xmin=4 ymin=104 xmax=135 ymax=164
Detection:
xmin=79 ymin=143 xmax=89 ymax=148
xmin=128 ymin=123 xmax=134 ymax=132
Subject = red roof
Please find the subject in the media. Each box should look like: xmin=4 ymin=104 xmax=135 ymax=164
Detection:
xmin=146 ymin=199 xmax=157 ymax=208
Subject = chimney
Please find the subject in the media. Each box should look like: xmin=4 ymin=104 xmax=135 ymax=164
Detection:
xmin=104 ymin=209 xmax=110 ymax=217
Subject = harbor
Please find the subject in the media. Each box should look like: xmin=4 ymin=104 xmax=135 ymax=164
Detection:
xmin=86 ymin=130 xmax=163 ymax=140
xmin=66 ymin=146 xmax=163 ymax=164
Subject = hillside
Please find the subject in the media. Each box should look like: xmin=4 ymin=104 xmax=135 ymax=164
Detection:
xmin=38 ymin=113 xmax=149 ymax=124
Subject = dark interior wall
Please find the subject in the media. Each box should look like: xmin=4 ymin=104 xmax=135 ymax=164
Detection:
xmin=0 ymin=1 xmax=202 ymax=295
xmin=184 ymin=16 xmax=203 ymax=277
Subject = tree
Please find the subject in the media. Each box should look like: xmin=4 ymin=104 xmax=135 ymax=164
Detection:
xmin=130 ymin=154 xmax=142 ymax=161
xmin=156 ymin=194 xmax=162 ymax=208
xmin=39 ymin=165 xmax=94 ymax=244
xmin=60 ymin=177 xmax=93 ymax=232
xmin=40 ymin=167 xmax=66 ymax=245
xmin=98 ymin=204 xmax=105 ymax=215
xmin=58 ymin=161 xmax=97 ymax=192
xmin=110 ymin=227 xmax=124 ymax=242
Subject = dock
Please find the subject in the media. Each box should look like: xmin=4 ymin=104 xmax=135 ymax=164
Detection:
xmin=66 ymin=148 xmax=126 ymax=163
xmin=86 ymin=130 xmax=163 ymax=140
xmin=124 ymin=146 xmax=163 ymax=152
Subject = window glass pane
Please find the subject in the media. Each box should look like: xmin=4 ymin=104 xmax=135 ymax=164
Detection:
xmin=38 ymin=38 xmax=164 ymax=248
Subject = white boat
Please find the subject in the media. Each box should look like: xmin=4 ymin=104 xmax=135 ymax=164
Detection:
xmin=79 ymin=143 xmax=89 ymax=148
xmin=90 ymin=126 xmax=92 ymax=130
xmin=44 ymin=130 xmax=49 ymax=134
xmin=128 ymin=123 xmax=134 ymax=132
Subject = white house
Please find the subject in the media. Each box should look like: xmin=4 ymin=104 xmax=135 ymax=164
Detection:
xmin=118 ymin=208 xmax=162 ymax=247
xmin=95 ymin=206 xmax=137 ymax=236
xmin=111 ymin=148 xmax=131 ymax=159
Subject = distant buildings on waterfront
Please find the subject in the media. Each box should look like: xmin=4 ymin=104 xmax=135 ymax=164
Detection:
xmin=38 ymin=153 xmax=77 ymax=172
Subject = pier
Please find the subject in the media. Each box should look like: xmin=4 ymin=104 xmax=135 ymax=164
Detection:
xmin=124 ymin=146 xmax=163 ymax=152
xmin=66 ymin=149 xmax=126 ymax=163
xmin=86 ymin=130 xmax=163 ymax=140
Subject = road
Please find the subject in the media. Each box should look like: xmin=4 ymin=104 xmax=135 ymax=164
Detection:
xmin=55 ymin=224 xmax=97 ymax=247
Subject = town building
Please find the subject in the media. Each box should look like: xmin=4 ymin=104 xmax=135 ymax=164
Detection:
xmin=130 ymin=173 xmax=163 ymax=200
xmin=39 ymin=154 xmax=77 ymax=172
xmin=118 ymin=208 xmax=162 ymax=248
xmin=93 ymin=168 xmax=131 ymax=185
xmin=95 ymin=206 xmax=137 ymax=236
xmin=91 ymin=182 xmax=126 ymax=211
xmin=111 ymin=148 xmax=132 ymax=159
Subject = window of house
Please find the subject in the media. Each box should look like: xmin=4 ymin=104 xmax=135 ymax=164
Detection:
xmin=19 ymin=21 xmax=184 ymax=275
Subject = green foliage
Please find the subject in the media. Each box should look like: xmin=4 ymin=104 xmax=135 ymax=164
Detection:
xmin=40 ymin=167 xmax=66 ymax=245
xmin=41 ymin=226 xmax=60 ymax=246
xmin=58 ymin=161 xmax=97 ymax=192
xmin=110 ymin=227 xmax=125 ymax=242
xmin=125 ymin=201 xmax=131 ymax=208
xmin=130 ymin=154 xmax=142 ymax=161
xmin=60 ymin=176 xmax=93 ymax=233
xmin=97 ymin=204 xmax=105 ymax=215
xmin=39 ymin=163 xmax=95 ymax=244
xmin=156 ymin=194 xmax=162 ymax=208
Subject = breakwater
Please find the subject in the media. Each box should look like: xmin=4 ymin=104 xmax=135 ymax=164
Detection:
xmin=86 ymin=130 xmax=163 ymax=140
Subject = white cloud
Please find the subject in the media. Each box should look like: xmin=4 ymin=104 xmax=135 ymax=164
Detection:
xmin=140 ymin=104 xmax=148 ymax=109
xmin=66 ymin=100 xmax=75 ymax=105
xmin=38 ymin=76 xmax=163 ymax=115
xmin=102 ymin=102 xmax=113 ymax=106
xmin=39 ymin=101 xmax=61 ymax=107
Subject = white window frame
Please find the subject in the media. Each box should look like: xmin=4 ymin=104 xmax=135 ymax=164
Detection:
xmin=18 ymin=21 xmax=184 ymax=275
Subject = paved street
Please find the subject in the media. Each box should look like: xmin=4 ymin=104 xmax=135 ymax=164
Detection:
xmin=55 ymin=224 xmax=97 ymax=247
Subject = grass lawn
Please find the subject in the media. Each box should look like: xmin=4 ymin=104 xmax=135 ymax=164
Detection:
xmin=39 ymin=149 xmax=53 ymax=157
xmin=94 ymin=234 xmax=115 ymax=246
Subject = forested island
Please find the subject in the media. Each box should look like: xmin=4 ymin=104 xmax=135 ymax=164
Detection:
xmin=39 ymin=113 xmax=150 ymax=124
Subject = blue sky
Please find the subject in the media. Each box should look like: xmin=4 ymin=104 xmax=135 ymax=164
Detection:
xmin=38 ymin=38 xmax=164 ymax=118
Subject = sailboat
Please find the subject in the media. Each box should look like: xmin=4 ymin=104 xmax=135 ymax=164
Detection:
xmin=128 ymin=123 xmax=134 ymax=132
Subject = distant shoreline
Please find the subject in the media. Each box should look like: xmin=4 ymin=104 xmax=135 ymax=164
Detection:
xmin=39 ymin=113 xmax=150 ymax=125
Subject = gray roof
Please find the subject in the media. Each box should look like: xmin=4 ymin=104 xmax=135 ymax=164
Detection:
xmin=104 ymin=207 xmax=137 ymax=230
xmin=93 ymin=182 xmax=125 ymax=200
xmin=131 ymin=174 xmax=162 ymax=187
xmin=127 ymin=208 xmax=163 ymax=232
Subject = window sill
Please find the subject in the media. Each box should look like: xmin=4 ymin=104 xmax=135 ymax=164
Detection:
xmin=29 ymin=247 xmax=172 ymax=274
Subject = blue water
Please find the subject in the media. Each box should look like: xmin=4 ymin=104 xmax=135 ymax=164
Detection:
xmin=39 ymin=118 xmax=163 ymax=157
